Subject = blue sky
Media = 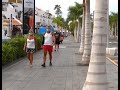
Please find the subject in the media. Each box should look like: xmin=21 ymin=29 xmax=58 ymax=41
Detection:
xmin=35 ymin=0 xmax=118 ymax=19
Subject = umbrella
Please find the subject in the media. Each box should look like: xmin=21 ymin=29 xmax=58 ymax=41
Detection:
xmin=38 ymin=26 xmax=46 ymax=34
xmin=38 ymin=25 xmax=54 ymax=34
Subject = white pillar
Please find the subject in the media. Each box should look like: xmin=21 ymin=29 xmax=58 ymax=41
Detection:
xmin=106 ymin=0 xmax=109 ymax=47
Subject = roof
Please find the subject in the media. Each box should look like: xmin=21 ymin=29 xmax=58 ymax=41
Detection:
xmin=36 ymin=7 xmax=43 ymax=11
xmin=3 ymin=18 xmax=22 ymax=26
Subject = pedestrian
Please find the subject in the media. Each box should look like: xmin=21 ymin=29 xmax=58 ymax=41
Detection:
xmin=41 ymin=26 xmax=55 ymax=67
xmin=54 ymin=31 xmax=60 ymax=51
xmin=23 ymin=29 xmax=37 ymax=68
xmin=60 ymin=33 xmax=64 ymax=44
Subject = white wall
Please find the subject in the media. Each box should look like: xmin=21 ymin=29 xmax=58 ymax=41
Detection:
xmin=35 ymin=7 xmax=53 ymax=26
xmin=12 ymin=3 xmax=22 ymax=12
xmin=2 ymin=4 xmax=17 ymax=19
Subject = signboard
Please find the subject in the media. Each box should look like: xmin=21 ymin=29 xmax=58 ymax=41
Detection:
xmin=23 ymin=0 xmax=35 ymax=34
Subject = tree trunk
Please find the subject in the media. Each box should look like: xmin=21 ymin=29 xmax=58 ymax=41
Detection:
xmin=76 ymin=20 xmax=80 ymax=42
xmin=112 ymin=24 xmax=114 ymax=38
xmin=74 ymin=26 xmax=76 ymax=42
xmin=117 ymin=22 xmax=118 ymax=39
xmin=115 ymin=23 xmax=117 ymax=37
xmin=80 ymin=0 xmax=91 ymax=65
xmin=82 ymin=0 xmax=109 ymax=89
xmin=106 ymin=2 xmax=109 ymax=47
xmin=79 ymin=0 xmax=85 ymax=54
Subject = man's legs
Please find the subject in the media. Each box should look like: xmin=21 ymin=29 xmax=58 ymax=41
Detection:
xmin=48 ymin=46 xmax=53 ymax=66
xmin=43 ymin=50 xmax=47 ymax=64
xmin=41 ymin=46 xmax=47 ymax=67
xmin=48 ymin=51 xmax=52 ymax=62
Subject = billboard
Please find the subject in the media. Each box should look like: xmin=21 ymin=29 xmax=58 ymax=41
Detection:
xmin=23 ymin=0 xmax=35 ymax=34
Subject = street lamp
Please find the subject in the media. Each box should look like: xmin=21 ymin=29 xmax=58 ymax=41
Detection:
xmin=8 ymin=14 xmax=14 ymax=37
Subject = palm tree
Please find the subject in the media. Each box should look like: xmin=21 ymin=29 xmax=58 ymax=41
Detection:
xmin=82 ymin=0 xmax=109 ymax=89
xmin=54 ymin=5 xmax=62 ymax=17
xmin=67 ymin=2 xmax=83 ymax=42
xmin=52 ymin=16 xmax=67 ymax=33
xmin=80 ymin=0 xmax=92 ymax=65
xmin=69 ymin=21 xmax=75 ymax=35
xmin=109 ymin=12 xmax=118 ymax=38
xmin=52 ymin=16 xmax=62 ymax=29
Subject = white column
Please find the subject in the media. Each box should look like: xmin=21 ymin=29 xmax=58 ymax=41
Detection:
xmin=106 ymin=0 xmax=109 ymax=47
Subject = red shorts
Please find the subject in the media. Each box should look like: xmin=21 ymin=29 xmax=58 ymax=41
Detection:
xmin=42 ymin=45 xmax=53 ymax=53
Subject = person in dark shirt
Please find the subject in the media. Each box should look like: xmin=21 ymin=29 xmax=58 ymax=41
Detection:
xmin=54 ymin=32 xmax=60 ymax=51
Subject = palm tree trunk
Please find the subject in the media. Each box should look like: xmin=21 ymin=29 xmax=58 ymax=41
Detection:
xmin=112 ymin=24 xmax=114 ymax=38
xmin=82 ymin=0 xmax=109 ymax=89
xmin=75 ymin=24 xmax=78 ymax=42
xmin=79 ymin=0 xmax=85 ymax=54
xmin=80 ymin=0 xmax=91 ymax=65
xmin=115 ymin=23 xmax=117 ymax=37
xmin=106 ymin=4 xmax=109 ymax=47
xmin=117 ymin=22 xmax=118 ymax=38
xmin=109 ymin=25 xmax=112 ymax=38
xmin=74 ymin=27 xmax=76 ymax=42
xmin=76 ymin=20 xmax=81 ymax=42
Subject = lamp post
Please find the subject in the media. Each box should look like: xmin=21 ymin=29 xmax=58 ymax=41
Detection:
xmin=8 ymin=14 xmax=14 ymax=38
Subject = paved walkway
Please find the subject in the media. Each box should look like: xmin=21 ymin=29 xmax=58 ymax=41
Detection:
xmin=2 ymin=36 xmax=118 ymax=90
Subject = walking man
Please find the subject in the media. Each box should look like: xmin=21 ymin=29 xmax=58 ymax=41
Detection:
xmin=41 ymin=26 xmax=55 ymax=67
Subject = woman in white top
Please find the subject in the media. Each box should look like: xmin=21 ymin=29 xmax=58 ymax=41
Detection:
xmin=23 ymin=29 xmax=36 ymax=67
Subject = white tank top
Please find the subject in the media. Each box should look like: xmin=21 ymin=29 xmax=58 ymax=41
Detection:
xmin=44 ymin=33 xmax=53 ymax=45
xmin=27 ymin=38 xmax=35 ymax=48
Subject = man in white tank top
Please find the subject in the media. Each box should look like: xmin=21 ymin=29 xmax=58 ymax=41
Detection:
xmin=41 ymin=26 xmax=55 ymax=67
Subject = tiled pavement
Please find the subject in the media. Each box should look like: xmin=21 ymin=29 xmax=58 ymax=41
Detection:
xmin=2 ymin=36 xmax=118 ymax=90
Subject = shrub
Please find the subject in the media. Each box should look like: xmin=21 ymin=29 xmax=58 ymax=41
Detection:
xmin=35 ymin=34 xmax=42 ymax=50
xmin=2 ymin=34 xmax=42 ymax=65
xmin=2 ymin=43 xmax=17 ymax=65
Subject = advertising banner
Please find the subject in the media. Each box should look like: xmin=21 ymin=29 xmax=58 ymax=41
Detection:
xmin=23 ymin=0 xmax=35 ymax=34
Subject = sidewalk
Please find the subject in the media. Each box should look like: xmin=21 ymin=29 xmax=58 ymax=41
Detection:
xmin=2 ymin=36 xmax=118 ymax=90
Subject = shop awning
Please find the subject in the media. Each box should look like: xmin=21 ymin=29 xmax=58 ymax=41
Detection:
xmin=3 ymin=18 xmax=22 ymax=26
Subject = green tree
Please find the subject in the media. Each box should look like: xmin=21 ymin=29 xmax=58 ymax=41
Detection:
xmin=67 ymin=2 xmax=83 ymax=42
xmin=109 ymin=12 xmax=118 ymax=37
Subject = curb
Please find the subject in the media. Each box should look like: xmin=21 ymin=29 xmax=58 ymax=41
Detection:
xmin=106 ymin=57 xmax=118 ymax=67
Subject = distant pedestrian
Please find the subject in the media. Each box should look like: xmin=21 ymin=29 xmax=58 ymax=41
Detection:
xmin=41 ymin=26 xmax=55 ymax=67
xmin=60 ymin=34 xmax=64 ymax=44
xmin=23 ymin=29 xmax=37 ymax=68
xmin=54 ymin=31 xmax=60 ymax=51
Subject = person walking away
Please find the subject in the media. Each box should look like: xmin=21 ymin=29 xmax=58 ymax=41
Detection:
xmin=41 ymin=26 xmax=55 ymax=67
xmin=54 ymin=32 xmax=60 ymax=51
xmin=23 ymin=29 xmax=37 ymax=68
xmin=60 ymin=34 xmax=64 ymax=44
